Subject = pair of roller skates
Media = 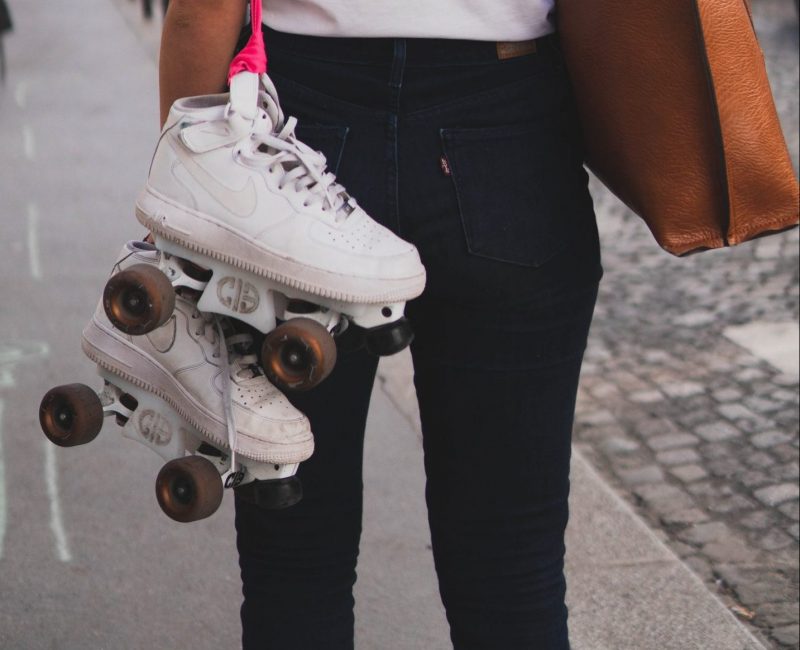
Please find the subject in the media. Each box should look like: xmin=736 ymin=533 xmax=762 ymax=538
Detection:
xmin=39 ymin=71 xmax=426 ymax=522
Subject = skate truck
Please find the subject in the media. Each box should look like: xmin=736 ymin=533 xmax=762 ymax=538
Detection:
xmin=40 ymin=372 xmax=301 ymax=523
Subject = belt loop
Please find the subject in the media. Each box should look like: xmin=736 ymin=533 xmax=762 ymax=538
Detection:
xmin=390 ymin=38 xmax=407 ymax=91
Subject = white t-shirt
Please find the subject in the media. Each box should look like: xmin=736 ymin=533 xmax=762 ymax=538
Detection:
xmin=263 ymin=1 xmax=556 ymax=42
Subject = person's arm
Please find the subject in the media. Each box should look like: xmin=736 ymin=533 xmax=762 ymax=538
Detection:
xmin=159 ymin=0 xmax=248 ymax=126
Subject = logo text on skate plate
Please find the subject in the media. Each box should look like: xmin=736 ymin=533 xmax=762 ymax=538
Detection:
xmin=225 ymin=470 xmax=246 ymax=488
xmin=137 ymin=410 xmax=173 ymax=446
xmin=217 ymin=277 xmax=260 ymax=314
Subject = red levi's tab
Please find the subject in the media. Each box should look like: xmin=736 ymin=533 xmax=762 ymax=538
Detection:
xmin=228 ymin=1 xmax=267 ymax=82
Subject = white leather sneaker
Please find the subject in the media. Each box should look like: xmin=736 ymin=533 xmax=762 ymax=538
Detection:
xmin=135 ymin=74 xmax=426 ymax=305
xmin=81 ymin=240 xmax=313 ymax=465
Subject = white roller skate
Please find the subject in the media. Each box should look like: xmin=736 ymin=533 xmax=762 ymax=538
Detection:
xmin=39 ymin=240 xmax=313 ymax=522
xmin=123 ymin=72 xmax=426 ymax=391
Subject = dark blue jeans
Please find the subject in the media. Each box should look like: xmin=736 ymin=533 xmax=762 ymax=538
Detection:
xmin=235 ymin=28 xmax=602 ymax=650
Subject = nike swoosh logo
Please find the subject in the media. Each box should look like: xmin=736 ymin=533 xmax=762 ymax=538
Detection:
xmin=169 ymin=138 xmax=258 ymax=218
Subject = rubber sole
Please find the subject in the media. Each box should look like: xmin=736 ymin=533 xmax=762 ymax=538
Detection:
xmin=136 ymin=187 xmax=426 ymax=305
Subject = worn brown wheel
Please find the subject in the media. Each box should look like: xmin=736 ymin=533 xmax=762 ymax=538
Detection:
xmin=155 ymin=456 xmax=223 ymax=523
xmin=261 ymin=318 xmax=337 ymax=391
xmin=39 ymin=384 xmax=104 ymax=447
xmin=103 ymin=263 xmax=175 ymax=335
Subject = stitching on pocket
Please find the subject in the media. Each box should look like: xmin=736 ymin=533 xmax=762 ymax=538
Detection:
xmin=294 ymin=124 xmax=350 ymax=176
xmin=270 ymin=72 xmax=381 ymax=122
xmin=440 ymin=120 xmax=580 ymax=268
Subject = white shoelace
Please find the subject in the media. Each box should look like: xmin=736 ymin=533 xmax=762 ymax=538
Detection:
xmin=214 ymin=319 xmax=239 ymax=483
xmin=191 ymin=306 xmax=249 ymax=483
xmin=227 ymin=96 xmax=357 ymax=223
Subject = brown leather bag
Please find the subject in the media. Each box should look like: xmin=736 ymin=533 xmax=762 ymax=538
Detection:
xmin=557 ymin=0 xmax=799 ymax=256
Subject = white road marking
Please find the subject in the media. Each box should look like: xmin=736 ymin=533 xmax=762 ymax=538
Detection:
xmin=0 ymin=400 xmax=5 ymax=560
xmin=44 ymin=439 xmax=72 ymax=563
xmin=22 ymin=125 xmax=36 ymax=160
xmin=26 ymin=203 xmax=43 ymax=280
xmin=0 ymin=342 xmax=50 ymax=372
xmin=14 ymin=81 xmax=28 ymax=108
xmin=0 ymin=343 xmax=51 ymax=561
xmin=0 ymin=342 xmax=50 ymax=389
xmin=0 ymin=367 xmax=14 ymax=389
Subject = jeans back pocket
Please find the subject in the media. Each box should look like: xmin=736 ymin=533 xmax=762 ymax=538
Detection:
xmin=441 ymin=120 xmax=582 ymax=268
xmin=294 ymin=123 xmax=350 ymax=177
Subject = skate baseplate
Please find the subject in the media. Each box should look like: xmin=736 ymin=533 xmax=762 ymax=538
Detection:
xmin=103 ymin=237 xmax=415 ymax=391
xmin=156 ymin=234 xmax=408 ymax=334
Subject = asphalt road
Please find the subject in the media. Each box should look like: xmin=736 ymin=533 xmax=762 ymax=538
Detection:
xmin=0 ymin=2 xmax=450 ymax=648
xmin=0 ymin=2 xmax=240 ymax=647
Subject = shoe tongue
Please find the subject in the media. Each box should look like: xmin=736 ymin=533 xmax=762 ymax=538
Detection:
xmin=258 ymin=89 xmax=284 ymax=131
xmin=224 ymin=330 xmax=263 ymax=381
xmin=231 ymin=359 xmax=259 ymax=381
xmin=172 ymin=94 xmax=228 ymax=123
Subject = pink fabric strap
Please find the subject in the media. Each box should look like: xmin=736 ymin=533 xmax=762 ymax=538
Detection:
xmin=228 ymin=1 xmax=267 ymax=82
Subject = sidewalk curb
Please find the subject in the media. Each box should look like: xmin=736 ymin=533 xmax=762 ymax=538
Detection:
xmin=569 ymin=447 xmax=767 ymax=649
xmin=376 ymin=352 xmax=769 ymax=649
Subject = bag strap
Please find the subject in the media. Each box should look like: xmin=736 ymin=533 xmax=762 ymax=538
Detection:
xmin=228 ymin=1 xmax=267 ymax=83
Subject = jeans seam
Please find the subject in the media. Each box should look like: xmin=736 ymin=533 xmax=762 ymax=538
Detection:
xmin=268 ymin=71 xmax=383 ymax=122
xmin=388 ymin=39 xmax=406 ymax=234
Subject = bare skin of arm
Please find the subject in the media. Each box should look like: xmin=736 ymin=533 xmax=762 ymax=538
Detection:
xmin=159 ymin=0 xmax=248 ymax=126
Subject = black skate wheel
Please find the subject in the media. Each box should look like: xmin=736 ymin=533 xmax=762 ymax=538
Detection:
xmin=39 ymin=384 xmax=104 ymax=447
xmin=235 ymin=476 xmax=303 ymax=510
xmin=364 ymin=317 xmax=414 ymax=356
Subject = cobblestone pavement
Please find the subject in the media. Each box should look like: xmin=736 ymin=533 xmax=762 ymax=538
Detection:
xmin=573 ymin=1 xmax=799 ymax=648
